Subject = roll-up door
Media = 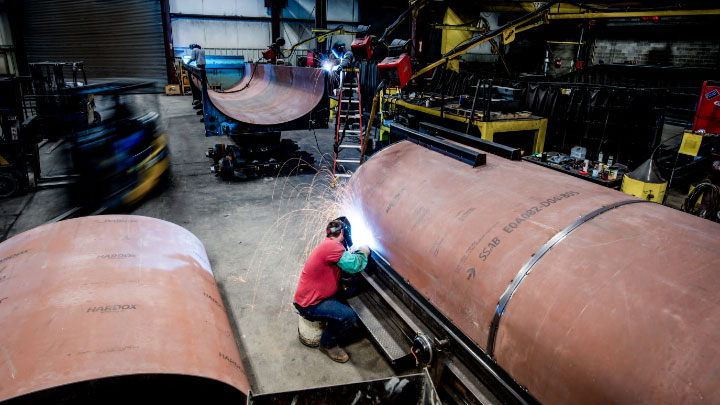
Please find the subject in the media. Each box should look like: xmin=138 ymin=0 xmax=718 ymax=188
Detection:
xmin=21 ymin=0 xmax=167 ymax=82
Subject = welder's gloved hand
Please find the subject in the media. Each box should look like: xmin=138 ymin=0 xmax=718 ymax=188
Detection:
xmin=356 ymin=246 xmax=371 ymax=257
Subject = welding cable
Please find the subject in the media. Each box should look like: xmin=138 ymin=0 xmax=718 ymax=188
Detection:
xmin=282 ymin=26 xmax=347 ymax=60
xmin=312 ymin=128 xmax=323 ymax=157
xmin=681 ymin=181 xmax=720 ymax=221
xmin=214 ymin=62 xmax=260 ymax=94
xmin=215 ymin=24 xmax=335 ymax=94
xmin=379 ymin=0 xmax=429 ymax=44
xmin=282 ymin=4 xmax=316 ymax=61
xmin=649 ymin=131 xmax=686 ymax=160
xmin=281 ymin=24 xmax=294 ymax=59
xmin=410 ymin=345 xmax=419 ymax=364
xmin=409 ymin=0 xmax=670 ymax=81
xmin=443 ymin=0 xmax=559 ymax=58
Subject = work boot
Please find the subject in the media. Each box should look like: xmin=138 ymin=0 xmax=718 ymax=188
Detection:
xmin=192 ymin=100 xmax=201 ymax=106
xmin=319 ymin=345 xmax=349 ymax=363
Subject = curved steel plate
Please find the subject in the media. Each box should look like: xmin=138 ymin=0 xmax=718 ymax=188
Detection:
xmin=346 ymin=141 xmax=720 ymax=403
xmin=0 ymin=216 xmax=249 ymax=401
xmin=200 ymin=64 xmax=325 ymax=126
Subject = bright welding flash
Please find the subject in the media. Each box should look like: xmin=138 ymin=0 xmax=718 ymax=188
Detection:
xmin=322 ymin=61 xmax=334 ymax=72
xmin=345 ymin=208 xmax=376 ymax=251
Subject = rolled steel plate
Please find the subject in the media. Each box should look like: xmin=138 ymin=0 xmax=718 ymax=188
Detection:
xmin=0 ymin=216 xmax=249 ymax=402
xmin=346 ymin=141 xmax=720 ymax=403
xmin=198 ymin=64 xmax=325 ymax=126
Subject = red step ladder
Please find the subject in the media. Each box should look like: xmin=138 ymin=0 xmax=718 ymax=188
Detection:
xmin=332 ymin=68 xmax=365 ymax=183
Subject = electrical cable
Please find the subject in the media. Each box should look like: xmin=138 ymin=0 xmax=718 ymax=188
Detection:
xmin=379 ymin=0 xmax=428 ymax=44
xmin=281 ymin=4 xmax=316 ymax=63
xmin=681 ymin=181 xmax=720 ymax=221
xmin=649 ymin=131 xmax=686 ymax=160
xmin=282 ymin=24 xmax=293 ymax=59
xmin=283 ymin=26 xmax=346 ymax=59
xmin=415 ymin=0 xmax=694 ymax=82
xmin=442 ymin=1 xmax=559 ymax=58
xmin=312 ymin=127 xmax=323 ymax=157
xmin=213 ymin=62 xmax=260 ymax=94
xmin=298 ymin=4 xmax=316 ymax=43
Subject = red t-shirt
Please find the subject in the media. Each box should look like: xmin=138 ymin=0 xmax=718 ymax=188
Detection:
xmin=294 ymin=238 xmax=346 ymax=307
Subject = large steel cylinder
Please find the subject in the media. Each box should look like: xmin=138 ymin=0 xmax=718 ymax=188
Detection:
xmin=345 ymin=141 xmax=720 ymax=403
xmin=0 ymin=216 xmax=249 ymax=402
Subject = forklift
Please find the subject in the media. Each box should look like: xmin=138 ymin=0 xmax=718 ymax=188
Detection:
xmin=0 ymin=63 xmax=169 ymax=212
xmin=0 ymin=75 xmax=38 ymax=197
xmin=0 ymin=63 xmax=98 ymax=198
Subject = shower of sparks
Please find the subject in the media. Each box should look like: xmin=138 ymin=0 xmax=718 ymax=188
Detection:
xmin=238 ymin=141 xmax=375 ymax=316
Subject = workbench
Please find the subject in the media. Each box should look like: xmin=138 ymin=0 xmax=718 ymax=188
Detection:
xmin=522 ymin=155 xmax=624 ymax=188
xmin=386 ymin=96 xmax=548 ymax=154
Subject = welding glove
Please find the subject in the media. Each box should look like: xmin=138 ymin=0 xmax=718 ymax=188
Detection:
xmin=338 ymin=250 xmax=368 ymax=274
xmin=356 ymin=246 xmax=370 ymax=257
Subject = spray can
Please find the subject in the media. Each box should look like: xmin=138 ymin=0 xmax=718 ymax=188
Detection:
xmin=607 ymin=155 xmax=614 ymax=166
xmin=598 ymin=152 xmax=604 ymax=163
xmin=582 ymin=159 xmax=589 ymax=172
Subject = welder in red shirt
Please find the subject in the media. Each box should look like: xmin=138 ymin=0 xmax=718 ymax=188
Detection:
xmin=294 ymin=218 xmax=370 ymax=363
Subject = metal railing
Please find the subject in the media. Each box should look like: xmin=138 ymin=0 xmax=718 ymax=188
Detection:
xmin=176 ymin=48 xmax=310 ymax=66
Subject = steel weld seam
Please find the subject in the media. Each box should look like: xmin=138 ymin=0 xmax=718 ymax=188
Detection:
xmin=486 ymin=199 xmax=652 ymax=357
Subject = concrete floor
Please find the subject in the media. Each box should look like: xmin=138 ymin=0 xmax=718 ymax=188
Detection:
xmin=0 ymin=95 xmax=395 ymax=394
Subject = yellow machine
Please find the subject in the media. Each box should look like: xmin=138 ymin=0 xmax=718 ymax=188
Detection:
xmin=329 ymin=98 xmax=338 ymax=121
xmin=621 ymin=158 xmax=667 ymax=203
xmin=121 ymin=133 xmax=170 ymax=206
xmin=165 ymin=84 xmax=182 ymax=95
xmin=383 ymin=96 xmax=547 ymax=154
xmin=378 ymin=87 xmax=400 ymax=141
xmin=180 ymin=61 xmax=191 ymax=94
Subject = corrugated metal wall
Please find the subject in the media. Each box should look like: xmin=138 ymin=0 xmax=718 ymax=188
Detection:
xmin=170 ymin=0 xmax=358 ymax=52
xmin=22 ymin=0 xmax=167 ymax=81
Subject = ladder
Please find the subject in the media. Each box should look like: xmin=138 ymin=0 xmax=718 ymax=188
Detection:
xmin=332 ymin=68 xmax=366 ymax=182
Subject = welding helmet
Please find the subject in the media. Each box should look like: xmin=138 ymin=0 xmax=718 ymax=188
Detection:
xmin=326 ymin=216 xmax=352 ymax=249
xmin=331 ymin=42 xmax=346 ymax=59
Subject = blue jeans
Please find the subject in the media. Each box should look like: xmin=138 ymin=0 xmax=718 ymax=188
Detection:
xmin=295 ymin=298 xmax=357 ymax=348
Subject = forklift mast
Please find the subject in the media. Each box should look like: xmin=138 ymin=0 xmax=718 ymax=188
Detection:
xmin=0 ymin=76 xmax=39 ymax=197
